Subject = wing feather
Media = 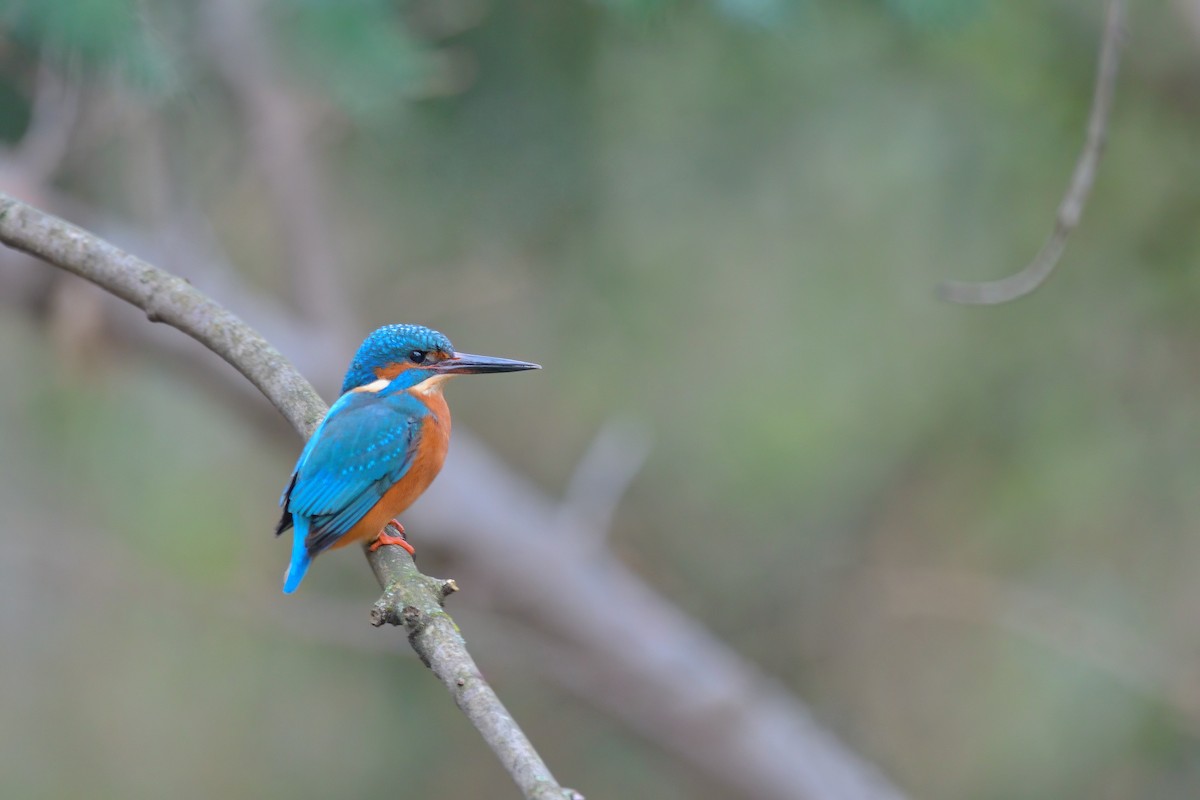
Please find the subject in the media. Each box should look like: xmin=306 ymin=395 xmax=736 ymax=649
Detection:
xmin=278 ymin=390 xmax=427 ymax=556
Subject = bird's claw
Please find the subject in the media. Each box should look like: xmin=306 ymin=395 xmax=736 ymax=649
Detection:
xmin=370 ymin=520 xmax=415 ymax=555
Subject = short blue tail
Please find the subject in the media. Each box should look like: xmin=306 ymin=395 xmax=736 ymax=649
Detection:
xmin=283 ymin=517 xmax=312 ymax=594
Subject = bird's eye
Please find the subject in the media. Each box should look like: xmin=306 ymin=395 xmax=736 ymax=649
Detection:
xmin=409 ymin=350 xmax=428 ymax=364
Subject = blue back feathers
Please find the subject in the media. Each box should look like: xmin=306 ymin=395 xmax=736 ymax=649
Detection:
xmin=287 ymin=389 xmax=427 ymax=545
xmin=280 ymin=387 xmax=431 ymax=592
xmin=341 ymin=324 xmax=454 ymax=393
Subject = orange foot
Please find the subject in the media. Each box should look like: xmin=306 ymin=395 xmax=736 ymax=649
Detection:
xmin=369 ymin=519 xmax=415 ymax=556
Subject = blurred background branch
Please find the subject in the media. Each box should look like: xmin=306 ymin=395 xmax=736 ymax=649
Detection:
xmin=556 ymin=417 xmax=652 ymax=548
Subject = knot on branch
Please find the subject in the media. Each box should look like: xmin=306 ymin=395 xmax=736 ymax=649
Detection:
xmin=369 ymin=602 xmax=401 ymax=628
xmin=370 ymin=597 xmax=443 ymax=633
xmin=402 ymin=604 xmax=423 ymax=628
xmin=368 ymin=574 xmax=459 ymax=627
xmin=369 ymin=601 xmax=427 ymax=629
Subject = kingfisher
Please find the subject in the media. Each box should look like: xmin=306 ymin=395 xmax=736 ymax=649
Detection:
xmin=275 ymin=323 xmax=540 ymax=593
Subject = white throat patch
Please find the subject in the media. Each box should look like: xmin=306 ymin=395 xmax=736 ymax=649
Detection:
xmin=352 ymin=378 xmax=392 ymax=393
xmin=410 ymin=373 xmax=451 ymax=396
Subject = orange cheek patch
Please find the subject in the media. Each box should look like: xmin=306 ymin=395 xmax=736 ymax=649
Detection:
xmin=374 ymin=362 xmax=410 ymax=380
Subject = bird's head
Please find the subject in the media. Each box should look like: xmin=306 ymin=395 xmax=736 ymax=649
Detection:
xmin=340 ymin=324 xmax=540 ymax=395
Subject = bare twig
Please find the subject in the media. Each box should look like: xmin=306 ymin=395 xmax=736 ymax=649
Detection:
xmin=0 ymin=192 xmax=581 ymax=800
xmin=939 ymin=0 xmax=1125 ymax=305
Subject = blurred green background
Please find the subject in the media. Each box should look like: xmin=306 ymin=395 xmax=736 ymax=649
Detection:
xmin=3 ymin=0 xmax=1200 ymax=798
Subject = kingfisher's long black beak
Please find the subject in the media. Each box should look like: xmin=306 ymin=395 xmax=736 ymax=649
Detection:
xmin=434 ymin=352 xmax=541 ymax=374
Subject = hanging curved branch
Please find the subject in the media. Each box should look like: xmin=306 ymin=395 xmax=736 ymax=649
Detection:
xmin=0 ymin=192 xmax=582 ymax=800
xmin=938 ymin=0 xmax=1126 ymax=305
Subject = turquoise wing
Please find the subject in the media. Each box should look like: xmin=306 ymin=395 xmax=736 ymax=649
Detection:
xmin=279 ymin=389 xmax=427 ymax=556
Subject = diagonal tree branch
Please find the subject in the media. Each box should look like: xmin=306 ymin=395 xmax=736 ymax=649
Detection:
xmin=939 ymin=0 xmax=1126 ymax=305
xmin=367 ymin=539 xmax=582 ymax=800
xmin=0 ymin=190 xmax=909 ymax=800
xmin=0 ymin=192 xmax=581 ymax=800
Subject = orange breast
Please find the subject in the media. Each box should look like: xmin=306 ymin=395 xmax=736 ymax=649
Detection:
xmin=329 ymin=390 xmax=452 ymax=549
